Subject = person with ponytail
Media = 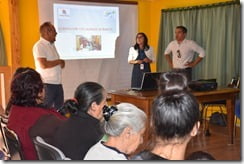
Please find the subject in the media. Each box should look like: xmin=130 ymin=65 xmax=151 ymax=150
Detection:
xmin=131 ymin=72 xmax=200 ymax=160
xmin=84 ymin=103 xmax=147 ymax=160
xmin=51 ymin=82 xmax=107 ymax=160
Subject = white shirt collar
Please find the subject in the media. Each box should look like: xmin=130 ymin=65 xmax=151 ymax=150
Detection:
xmin=40 ymin=37 xmax=52 ymax=45
xmin=177 ymin=38 xmax=187 ymax=45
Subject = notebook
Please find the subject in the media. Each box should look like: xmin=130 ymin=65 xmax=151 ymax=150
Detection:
xmin=131 ymin=72 xmax=163 ymax=91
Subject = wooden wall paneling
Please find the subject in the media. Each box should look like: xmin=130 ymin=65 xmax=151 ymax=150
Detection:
xmin=0 ymin=66 xmax=11 ymax=110
xmin=9 ymin=0 xmax=21 ymax=72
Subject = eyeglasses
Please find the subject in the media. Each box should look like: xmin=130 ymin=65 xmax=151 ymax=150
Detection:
xmin=177 ymin=50 xmax=181 ymax=58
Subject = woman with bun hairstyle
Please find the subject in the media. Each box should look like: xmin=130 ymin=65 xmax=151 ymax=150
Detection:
xmin=132 ymin=72 xmax=200 ymax=160
xmin=84 ymin=103 xmax=147 ymax=160
xmin=51 ymin=82 xmax=107 ymax=160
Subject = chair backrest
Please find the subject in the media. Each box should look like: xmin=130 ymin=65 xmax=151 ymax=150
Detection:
xmin=33 ymin=136 xmax=70 ymax=160
xmin=0 ymin=116 xmax=10 ymax=159
xmin=3 ymin=126 xmax=24 ymax=160
xmin=235 ymin=99 xmax=241 ymax=118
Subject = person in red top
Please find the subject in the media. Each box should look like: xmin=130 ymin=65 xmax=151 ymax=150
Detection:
xmin=7 ymin=67 xmax=65 ymax=160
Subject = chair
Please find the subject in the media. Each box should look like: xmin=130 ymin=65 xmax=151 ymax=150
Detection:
xmin=0 ymin=116 xmax=10 ymax=159
xmin=3 ymin=126 xmax=24 ymax=160
xmin=33 ymin=136 xmax=70 ymax=160
xmin=234 ymin=99 xmax=240 ymax=136
xmin=201 ymin=77 xmax=240 ymax=136
xmin=201 ymin=101 xmax=227 ymax=136
xmin=0 ymin=114 xmax=9 ymax=124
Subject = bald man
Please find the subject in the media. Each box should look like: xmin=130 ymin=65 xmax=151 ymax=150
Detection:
xmin=33 ymin=22 xmax=65 ymax=110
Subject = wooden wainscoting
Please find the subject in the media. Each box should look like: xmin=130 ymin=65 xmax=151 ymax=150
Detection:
xmin=0 ymin=66 xmax=11 ymax=112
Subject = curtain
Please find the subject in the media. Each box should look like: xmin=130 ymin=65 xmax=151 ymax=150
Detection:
xmin=0 ymin=23 xmax=7 ymax=66
xmin=157 ymin=2 xmax=241 ymax=86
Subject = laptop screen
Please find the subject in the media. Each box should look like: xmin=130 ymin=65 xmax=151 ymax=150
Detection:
xmin=141 ymin=72 xmax=163 ymax=90
xmin=132 ymin=72 xmax=163 ymax=91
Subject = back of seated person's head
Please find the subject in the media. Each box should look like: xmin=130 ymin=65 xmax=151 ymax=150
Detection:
xmin=5 ymin=67 xmax=39 ymax=115
xmin=151 ymin=89 xmax=200 ymax=143
xmin=102 ymin=103 xmax=147 ymax=154
xmin=103 ymin=103 xmax=147 ymax=136
xmin=58 ymin=82 xmax=106 ymax=119
xmin=13 ymin=67 xmax=34 ymax=77
xmin=186 ymin=151 xmax=215 ymax=160
xmin=9 ymin=67 xmax=44 ymax=107
xmin=159 ymin=71 xmax=188 ymax=93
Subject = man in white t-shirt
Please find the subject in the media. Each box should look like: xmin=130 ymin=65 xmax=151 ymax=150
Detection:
xmin=164 ymin=26 xmax=205 ymax=81
xmin=33 ymin=22 xmax=65 ymax=110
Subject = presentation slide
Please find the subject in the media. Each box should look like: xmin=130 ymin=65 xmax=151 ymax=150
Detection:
xmin=53 ymin=3 xmax=119 ymax=60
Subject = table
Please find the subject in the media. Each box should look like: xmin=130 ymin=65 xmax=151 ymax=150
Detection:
xmin=110 ymin=87 xmax=240 ymax=145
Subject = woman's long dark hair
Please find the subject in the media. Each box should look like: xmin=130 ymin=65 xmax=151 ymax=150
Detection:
xmin=133 ymin=32 xmax=150 ymax=51
xmin=9 ymin=67 xmax=44 ymax=107
xmin=59 ymin=82 xmax=105 ymax=116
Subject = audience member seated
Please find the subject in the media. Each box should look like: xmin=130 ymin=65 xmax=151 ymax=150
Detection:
xmin=131 ymin=72 xmax=200 ymax=160
xmin=6 ymin=67 xmax=65 ymax=160
xmin=186 ymin=151 xmax=215 ymax=160
xmin=84 ymin=103 xmax=147 ymax=160
xmin=5 ymin=67 xmax=35 ymax=116
xmin=51 ymin=82 xmax=106 ymax=160
xmin=29 ymin=114 xmax=66 ymax=150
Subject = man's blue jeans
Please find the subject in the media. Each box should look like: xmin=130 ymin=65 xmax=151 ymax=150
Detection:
xmin=43 ymin=84 xmax=64 ymax=110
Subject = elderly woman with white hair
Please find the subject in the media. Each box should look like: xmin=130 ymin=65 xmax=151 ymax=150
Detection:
xmin=84 ymin=103 xmax=147 ymax=160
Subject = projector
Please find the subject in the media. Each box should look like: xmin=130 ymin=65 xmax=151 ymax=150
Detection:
xmin=188 ymin=79 xmax=218 ymax=92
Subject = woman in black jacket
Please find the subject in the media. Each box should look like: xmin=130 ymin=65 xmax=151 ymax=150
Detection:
xmin=52 ymin=81 xmax=107 ymax=160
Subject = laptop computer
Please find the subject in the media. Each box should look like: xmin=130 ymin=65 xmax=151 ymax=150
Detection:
xmin=132 ymin=72 xmax=164 ymax=91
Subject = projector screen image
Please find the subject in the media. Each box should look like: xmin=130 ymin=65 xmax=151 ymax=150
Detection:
xmin=76 ymin=35 xmax=101 ymax=51
xmin=53 ymin=3 xmax=119 ymax=59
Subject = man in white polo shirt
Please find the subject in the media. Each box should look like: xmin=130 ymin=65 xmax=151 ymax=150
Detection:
xmin=33 ymin=22 xmax=65 ymax=110
xmin=164 ymin=26 xmax=205 ymax=82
